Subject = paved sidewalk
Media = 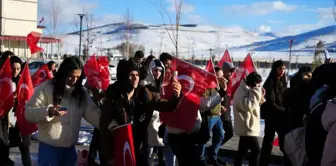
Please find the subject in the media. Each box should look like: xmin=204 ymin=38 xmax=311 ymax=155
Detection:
xmin=10 ymin=136 xmax=284 ymax=166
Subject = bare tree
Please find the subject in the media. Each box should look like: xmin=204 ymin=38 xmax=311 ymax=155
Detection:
xmin=83 ymin=8 xmax=95 ymax=57
xmin=48 ymin=0 xmax=62 ymax=37
xmin=47 ymin=0 xmax=62 ymax=57
xmin=156 ymin=0 xmax=183 ymax=57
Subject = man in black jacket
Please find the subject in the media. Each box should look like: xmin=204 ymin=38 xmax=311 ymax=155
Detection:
xmin=99 ymin=59 xmax=182 ymax=166
xmin=220 ymin=62 xmax=235 ymax=146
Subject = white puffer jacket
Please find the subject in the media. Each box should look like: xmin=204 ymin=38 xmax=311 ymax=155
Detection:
xmin=25 ymin=80 xmax=101 ymax=148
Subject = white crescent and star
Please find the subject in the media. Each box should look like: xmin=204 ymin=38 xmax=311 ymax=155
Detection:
xmin=123 ymin=141 xmax=134 ymax=166
xmin=18 ymin=83 xmax=30 ymax=105
xmin=39 ymin=70 xmax=46 ymax=79
xmin=177 ymin=75 xmax=195 ymax=96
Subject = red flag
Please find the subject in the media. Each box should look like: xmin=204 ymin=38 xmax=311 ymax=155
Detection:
xmin=205 ymin=58 xmax=215 ymax=74
xmin=84 ymin=54 xmax=100 ymax=89
xmin=15 ymin=63 xmax=37 ymax=135
xmin=113 ymin=124 xmax=136 ymax=166
xmin=31 ymin=64 xmax=52 ymax=88
xmin=0 ymin=58 xmax=14 ymax=118
xmin=160 ymin=57 xmax=218 ymax=132
xmin=27 ymin=31 xmax=44 ymax=54
xmin=97 ymin=56 xmax=110 ymax=91
xmin=229 ymin=53 xmax=257 ymax=99
xmin=273 ymin=137 xmax=279 ymax=146
xmin=218 ymin=49 xmax=232 ymax=67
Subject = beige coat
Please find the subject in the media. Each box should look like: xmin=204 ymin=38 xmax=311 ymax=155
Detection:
xmin=25 ymin=81 xmax=101 ymax=148
xmin=233 ymin=81 xmax=265 ymax=137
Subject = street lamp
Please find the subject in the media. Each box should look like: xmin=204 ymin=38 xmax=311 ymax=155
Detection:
xmin=77 ymin=14 xmax=85 ymax=59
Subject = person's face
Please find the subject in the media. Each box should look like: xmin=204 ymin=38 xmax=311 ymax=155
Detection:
xmin=277 ymin=65 xmax=286 ymax=77
xmin=223 ymin=69 xmax=234 ymax=79
xmin=11 ymin=63 xmax=21 ymax=78
xmin=163 ymin=59 xmax=172 ymax=69
xmin=134 ymin=57 xmax=143 ymax=64
xmin=51 ymin=63 xmax=56 ymax=71
xmin=152 ymin=68 xmax=162 ymax=80
xmin=215 ymin=69 xmax=224 ymax=80
xmin=129 ymin=71 xmax=140 ymax=89
xmin=256 ymin=82 xmax=262 ymax=88
xmin=66 ymin=69 xmax=82 ymax=86
xmin=306 ymin=72 xmax=312 ymax=79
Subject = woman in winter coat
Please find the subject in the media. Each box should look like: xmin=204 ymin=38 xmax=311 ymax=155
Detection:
xmin=233 ymin=72 xmax=265 ymax=166
xmin=141 ymin=59 xmax=166 ymax=166
xmin=25 ymin=56 xmax=101 ymax=166
xmin=0 ymin=55 xmax=32 ymax=166
xmin=47 ymin=61 xmax=57 ymax=77
xmin=283 ymin=66 xmax=312 ymax=130
xmin=259 ymin=60 xmax=289 ymax=166
xmin=99 ymin=59 xmax=182 ymax=166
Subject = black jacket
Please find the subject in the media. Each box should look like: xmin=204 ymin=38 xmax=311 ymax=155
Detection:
xmin=283 ymin=79 xmax=310 ymax=130
xmin=99 ymin=81 xmax=181 ymax=164
xmin=261 ymin=77 xmax=287 ymax=120
xmin=218 ymin=87 xmax=231 ymax=121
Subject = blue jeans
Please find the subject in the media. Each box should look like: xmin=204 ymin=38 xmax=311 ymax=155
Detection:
xmin=163 ymin=131 xmax=177 ymax=166
xmin=38 ymin=142 xmax=77 ymax=166
xmin=201 ymin=116 xmax=225 ymax=160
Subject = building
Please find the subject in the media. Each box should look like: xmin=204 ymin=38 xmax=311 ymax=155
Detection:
xmin=0 ymin=0 xmax=60 ymax=58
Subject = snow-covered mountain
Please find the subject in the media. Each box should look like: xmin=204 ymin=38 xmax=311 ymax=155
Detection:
xmin=236 ymin=25 xmax=336 ymax=52
xmin=57 ymin=23 xmax=336 ymax=60
xmin=60 ymin=23 xmax=276 ymax=57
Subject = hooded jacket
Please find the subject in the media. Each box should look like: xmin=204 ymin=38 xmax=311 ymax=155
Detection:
xmin=142 ymin=60 xmax=166 ymax=147
xmin=99 ymin=59 xmax=181 ymax=164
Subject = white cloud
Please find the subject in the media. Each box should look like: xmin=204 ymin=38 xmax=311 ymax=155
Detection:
xmin=258 ymin=25 xmax=272 ymax=33
xmin=38 ymin=0 xmax=97 ymax=34
xmin=167 ymin=0 xmax=195 ymax=13
xmin=280 ymin=7 xmax=335 ymax=35
xmin=315 ymin=8 xmax=334 ymax=22
xmin=187 ymin=14 xmax=206 ymax=24
xmin=223 ymin=1 xmax=296 ymax=16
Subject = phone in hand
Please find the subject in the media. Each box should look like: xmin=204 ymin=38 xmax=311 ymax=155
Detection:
xmin=59 ymin=106 xmax=68 ymax=111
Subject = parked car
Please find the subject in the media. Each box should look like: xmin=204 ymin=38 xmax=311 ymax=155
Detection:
xmin=29 ymin=61 xmax=45 ymax=75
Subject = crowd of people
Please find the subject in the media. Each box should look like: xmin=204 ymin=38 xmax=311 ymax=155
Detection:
xmin=0 ymin=49 xmax=335 ymax=166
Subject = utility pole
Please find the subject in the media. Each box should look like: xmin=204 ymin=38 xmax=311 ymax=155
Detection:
xmin=209 ymin=48 xmax=214 ymax=60
xmin=288 ymin=39 xmax=293 ymax=74
xmin=77 ymin=14 xmax=85 ymax=60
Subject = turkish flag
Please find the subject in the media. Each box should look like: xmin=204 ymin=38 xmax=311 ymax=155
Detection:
xmin=97 ymin=56 xmax=110 ymax=91
xmin=229 ymin=53 xmax=256 ymax=99
xmin=113 ymin=124 xmax=136 ymax=166
xmin=31 ymin=64 xmax=52 ymax=88
xmin=205 ymin=58 xmax=215 ymax=74
xmin=84 ymin=54 xmax=110 ymax=91
xmin=27 ymin=31 xmax=44 ymax=54
xmin=273 ymin=137 xmax=279 ymax=146
xmin=0 ymin=57 xmax=14 ymax=118
xmin=15 ymin=63 xmax=37 ymax=136
xmin=218 ymin=49 xmax=232 ymax=67
xmin=160 ymin=57 xmax=218 ymax=132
